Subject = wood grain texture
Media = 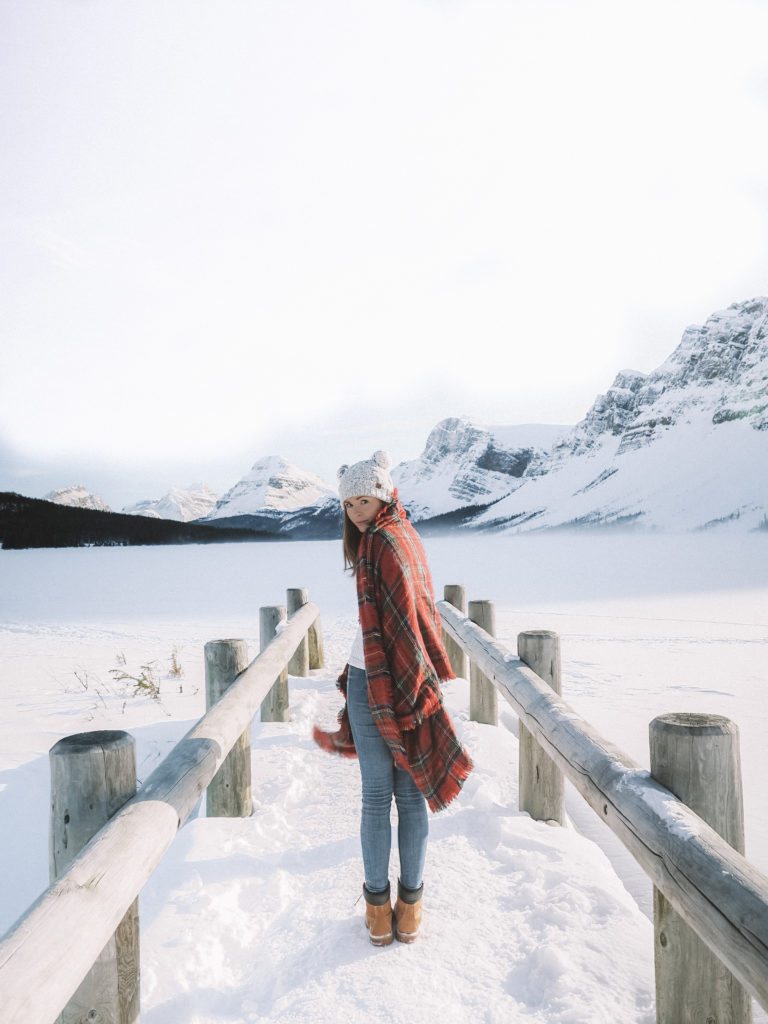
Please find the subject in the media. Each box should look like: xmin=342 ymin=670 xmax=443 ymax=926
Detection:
xmin=0 ymin=602 xmax=319 ymax=1024
xmin=308 ymin=612 xmax=325 ymax=670
xmin=260 ymin=605 xmax=290 ymax=722
xmin=437 ymin=599 xmax=768 ymax=1012
xmin=468 ymin=600 xmax=498 ymax=726
xmin=442 ymin=584 xmax=468 ymax=681
xmin=651 ymin=713 xmax=751 ymax=1023
xmin=286 ymin=589 xmax=310 ymax=677
xmin=49 ymin=731 xmax=139 ymax=1024
xmin=517 ymin=630 xmax=565 ymax=826
xmin=205 ymin=639 xmax=251 ymax=817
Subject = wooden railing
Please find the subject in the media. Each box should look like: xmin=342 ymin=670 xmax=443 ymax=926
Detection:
xmin=437 ymin=587 xmax=768 ymax=1023
xmin=0 ymin=592 xmax=323 ymax=1024
xmin=3 ymin=580 xmax=765 ymax=1024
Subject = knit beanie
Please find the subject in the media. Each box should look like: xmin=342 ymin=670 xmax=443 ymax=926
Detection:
xmin=337 ymin=450 xmax=395 ymax=504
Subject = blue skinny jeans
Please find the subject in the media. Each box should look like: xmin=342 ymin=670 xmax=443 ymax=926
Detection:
xmin=346 ymin=664 xmax=428 ymax=893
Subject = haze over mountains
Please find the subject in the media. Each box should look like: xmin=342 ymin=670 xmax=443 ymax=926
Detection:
xmin=43 ymin=297 xmax=768 ymax=536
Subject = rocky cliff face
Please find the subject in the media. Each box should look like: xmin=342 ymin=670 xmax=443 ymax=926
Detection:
xmin=556 ymin=297 xmax=768 ymax=461
xmin=393 ymin=417 xmax=569 ymax=521
xmin=474 ymin=297 xmax=768 ymax=533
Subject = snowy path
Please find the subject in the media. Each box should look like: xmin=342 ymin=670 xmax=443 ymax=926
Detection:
xmin=3 ymin=533 xmax=767 ymax=1023
xmin=138 ymin=668 xmax=656 ymax=1024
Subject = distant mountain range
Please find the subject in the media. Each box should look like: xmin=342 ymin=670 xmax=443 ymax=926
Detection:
xmin=0 ymin=492 xmax=273 ymax=551
xmin=31 ymin=296 xmax=768 ymax=546
xmin=44 ymin=482 xmax=220 ymax=522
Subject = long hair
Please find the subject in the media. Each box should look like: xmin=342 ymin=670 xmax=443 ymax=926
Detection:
xmin=341 ymin=492 xmax=402 ymax=573
xmin=342 ymin=507 xmax=361 ymax=574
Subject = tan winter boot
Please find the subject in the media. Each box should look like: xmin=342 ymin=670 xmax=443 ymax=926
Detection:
xmin=363 ymin=882 xmax=394 ymax=946
xmin=394 ymin=879 xmax=423 ymax=943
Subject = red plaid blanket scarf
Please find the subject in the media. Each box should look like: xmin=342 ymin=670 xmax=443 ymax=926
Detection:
xmin=312 ymin=491 xmax=473 ymax=812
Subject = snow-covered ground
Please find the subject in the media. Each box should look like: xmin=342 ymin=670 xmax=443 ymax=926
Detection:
xmin=1 ymin=532 xmax=766 ymax=1023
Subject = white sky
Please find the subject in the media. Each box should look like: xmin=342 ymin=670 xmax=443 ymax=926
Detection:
xmin=2 ymin=0 xmax=767 ymax=509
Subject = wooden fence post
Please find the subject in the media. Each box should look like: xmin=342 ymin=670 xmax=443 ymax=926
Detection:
xmin=443 ymin=584 xmax=468 ymax=680
xmin=517 ymin=630 xmax=565 ymax=825
xmin=205 ymin=639 xmax=251 ymax=817
xmin=287 ymin=588 xmax=310 ymax=676
xmin=49 ymin=731 xmax=139 ymax=1024
xmin=650 ymin=713 xmax=752 ymax=1024
xmin=468 ymin=600 xmax=498 ymax=726
xmin=308 ymin=604 xmax=325 ymax=670
xmin=260 ymin=605 xmax=290 ymax=722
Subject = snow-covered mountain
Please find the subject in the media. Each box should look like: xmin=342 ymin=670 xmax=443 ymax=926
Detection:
xmin=473 ymin=297 xmax=768 ymax=533
xmin=43 ymin=485 xmax=112 ymax=512
xmin=38 ymin=297 xmax=768 ymax=537
xmin=393 ymin=418 xmax=570 ymax=522
xmin=202 ymin=456 xmax=337 ymax=522
xmin=122 ymin=483 xmax=219 ymax=522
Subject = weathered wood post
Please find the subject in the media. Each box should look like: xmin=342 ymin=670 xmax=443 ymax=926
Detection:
xmin=443 ymin=584 xmax=468 ymax=680
xmin=49 ymin=731 xmax=139 ymax=1024
xmin=517 ymin=630 xmax=565 ymax=825
xmin=205 ymin=639 xmax=251 ymax=817
xmin=305 ymin=588 xmax=324 ymax=670
xmin=308 ymin=614 xmax=325 ymax=670
xmin=260 ymin=605 xmax=290 ymax=722
xmin=468 ymin=600 xmax=498 ymax=726
xmin=287 ymin=588 xmax=310 ymax=677
xmin=650 ymin=713 xmax=752 ymax=1024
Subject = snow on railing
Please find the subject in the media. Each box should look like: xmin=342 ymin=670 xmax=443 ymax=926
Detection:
xmin=0 ymin=594 xmax=323 ymax=1024
xmin=438 ymin=590 xmax=768 ymax=1023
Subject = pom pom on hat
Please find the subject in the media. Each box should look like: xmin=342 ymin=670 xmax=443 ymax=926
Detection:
xmin=337 ymin=450 xmax=395 ymax=504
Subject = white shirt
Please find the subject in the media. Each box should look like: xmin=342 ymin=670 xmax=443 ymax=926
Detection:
xmin=348 ymin=621 xmax=366 ymax=669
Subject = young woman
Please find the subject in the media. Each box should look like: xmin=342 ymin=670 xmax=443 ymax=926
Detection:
xmin=313 ymin=450 xmax=473 ymax=946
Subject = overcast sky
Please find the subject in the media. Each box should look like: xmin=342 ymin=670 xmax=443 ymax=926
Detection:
xmin=2 ymin=0 xmax=767 ymax=509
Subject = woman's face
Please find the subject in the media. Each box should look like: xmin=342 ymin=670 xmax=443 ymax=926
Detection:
xmin=343 ymin=494 xmax=386 ymax=532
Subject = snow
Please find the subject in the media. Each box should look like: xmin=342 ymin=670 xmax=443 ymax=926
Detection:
xmin=136 ymin=709 xmax=655 ymax=1023
xmin=485 ymin=422 xmax=572 ymax=449
xmin=43 ymin=483 xmax=112 ymax=512
xmin=477 ymin=411 xmax=768 ymax=531
xmin=123 ymin=483 xmax=220 ymax=521
xmin=614 ymin=770 xmax=706 ymax=842
xmin=392 ymin=417 xmax=566 ymax=521
xmin=455 ymin=298 xmax=768 ymax=533
xmin=1 ymin=531 xmax=767 ymax=1022
xmin=206 ymin=455 xmax=336 ymax=520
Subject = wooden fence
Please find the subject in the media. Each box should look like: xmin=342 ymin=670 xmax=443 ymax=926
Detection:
xmin=0 ymin=591 xmax=323 ymax=1024
xmin=2 ymin=581 xmax=766 ymax=1023
xmin=438 ymin=585 xmax=768 ymax=1024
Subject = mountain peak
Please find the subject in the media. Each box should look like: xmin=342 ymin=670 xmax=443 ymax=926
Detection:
xmin=394 ymin=418 xmax=569 ymax=520
xmin=122 ymin=483 xmax=220 ymax=522
xmin=43 ymin=485 xmax=112 ymax=512
xmin=205 ymin=454 xmax=337 ymax=520
xmin=249 ymin=454 xmax=293 ymax=473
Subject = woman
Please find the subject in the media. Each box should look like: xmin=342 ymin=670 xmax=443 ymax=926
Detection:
xmin=313 ymin=450 xmax=473 ymax=946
